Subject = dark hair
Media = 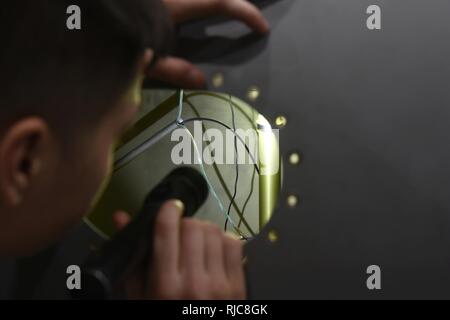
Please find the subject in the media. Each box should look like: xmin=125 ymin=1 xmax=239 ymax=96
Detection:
xmin=0 ymin=0 xmax=174 ymax=138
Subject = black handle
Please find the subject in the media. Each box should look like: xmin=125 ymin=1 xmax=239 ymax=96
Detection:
xmin=73 ymin=167 xmax=209 ymax=299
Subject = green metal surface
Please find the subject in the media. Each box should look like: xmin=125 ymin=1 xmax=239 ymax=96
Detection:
xmin=85 ymin=90 xmax=281 ymax=239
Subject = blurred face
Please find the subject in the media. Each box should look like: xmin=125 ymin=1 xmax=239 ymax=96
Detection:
xmin=0 ymin=51 xmax=152 ymax=257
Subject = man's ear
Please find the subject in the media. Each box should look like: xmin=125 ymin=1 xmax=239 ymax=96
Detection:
xmin=0 ymin=117 xmax=51 ymax=207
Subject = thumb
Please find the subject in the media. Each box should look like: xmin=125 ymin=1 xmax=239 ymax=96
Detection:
xmin=112 ymin=211 xmax=131 ymax=230
xmin=148 ymin=56 xmax=206 ymax=89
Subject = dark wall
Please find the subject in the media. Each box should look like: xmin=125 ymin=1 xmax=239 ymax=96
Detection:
xmin=2 ymin=0 xmax=450 ymax=299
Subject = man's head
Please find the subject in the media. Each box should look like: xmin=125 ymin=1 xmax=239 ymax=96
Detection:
xmin=0 ymin=0 xmax=174 ymax=256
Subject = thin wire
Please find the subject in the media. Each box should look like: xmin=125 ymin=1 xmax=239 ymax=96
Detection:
xmin=114 ymin=119 xmax=260 ymax=175
xmin=113 ymin=93 xmax=258 ymax=238
xmin=180 ymin=117 xmax=260 ymax=175
xmin=181 ymin=100 xmax=257 ymax=237
xmin=182 ymin=125 xmax=245 ymax=238
xmin=239 ymin=166 xmax=256 ymax=229
xmin=178 ymin=94 xmax=248 ymax=237
xmin=114 ymin=121 xmax=179 ymax=171
xmin=225 ymin=95 xmax=239 ymax=232
xmin=114 ymin=90 xmax=184 ymax=171
xmin=176 ymin=89 xmax=184 ymax=123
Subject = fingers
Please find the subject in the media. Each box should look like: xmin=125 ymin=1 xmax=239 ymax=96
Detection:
xmin=149 ymin=56 xmax=206 ymax=89
xmin=112 ymin=211 xmax=131 ymax=230
xmin=179 ymin=221 xmax=246 ymax=300
xmin=152 ymin=0 xmax=269 ymax=89
xmin=140 ymin=199 xmax=247 ymax=300
xmin=180 ymin=219 xmax=206 ymax=273
xmin=176 ymin=219 xmax=207 ymax=299
xmin=153 ymin=199 xmax=184 ymax=275
xmin=204 ymin=224 xmax=225 ymax=275
xmin=219 ymin=0 xmax=270 ymax=34
xmin=163 ymin=0 xmax=220 ymax=23
xmin=163 ymin=0 xmax=270 ymax=34
xmin=223 ymin=233 xmax=246 ymax=299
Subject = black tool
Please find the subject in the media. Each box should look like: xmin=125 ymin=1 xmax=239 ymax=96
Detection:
xmin=72 ymin=166 xmax=209 ymax=299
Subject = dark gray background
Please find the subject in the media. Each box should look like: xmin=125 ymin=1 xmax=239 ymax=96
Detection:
xmin=2 ymin=0 xmax=450 ymax=299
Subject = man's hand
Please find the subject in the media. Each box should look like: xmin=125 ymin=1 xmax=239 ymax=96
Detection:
xmin=148 ymin=0 xmax=270 ymax=89
xmin=113 ymin=200 xmax=247 ymax=300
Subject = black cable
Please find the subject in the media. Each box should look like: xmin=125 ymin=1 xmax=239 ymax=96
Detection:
xmin=239 ymin=165 xmax=256 ymax=229
xmin=180 ymin=113 xmax=257 ymax=236
xmin=179 ymin=118 xmax=260 ymax=175
xmin=225 ymin=95 xmax=239 ymax=232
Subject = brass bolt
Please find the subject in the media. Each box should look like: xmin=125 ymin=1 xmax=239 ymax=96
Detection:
xmin=211 ymin=73 xmax=224 ymax=88
xmin=288 ymin=152 xmax=301 ymax=165
xmin=275 ymin=115 xmax=287 ymax=128
xmin=287 ymin=195 xmax=299 ymax=208
xmin=267 ymin=230 xmax=279 ymax=243
xmin=247 ymin=86 xmax=260 ymax=102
